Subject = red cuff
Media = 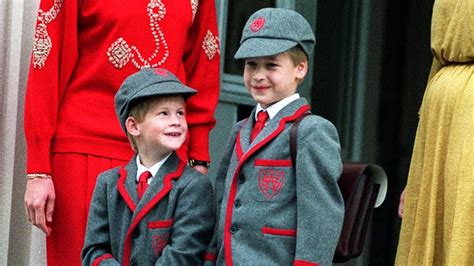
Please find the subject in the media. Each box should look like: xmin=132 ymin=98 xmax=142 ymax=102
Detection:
xmin=188 ymin=124 xmax=212 ymax=161
xmin=26 ymin=138 xmax=52 ymax=174
xmin=293 ymin=260 xmax=319 ymax=266
xmin=92 ymin=253 xmax=114 ymax=266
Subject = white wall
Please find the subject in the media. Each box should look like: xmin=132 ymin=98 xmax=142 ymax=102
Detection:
xmin=0 ymin=0 xmax=47 ymax=265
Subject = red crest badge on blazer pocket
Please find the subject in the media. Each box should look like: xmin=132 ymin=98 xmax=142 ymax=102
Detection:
xmin=152 ymin=232 xmax=170 ymax=255
xmin=258 ymin=169 xmax=285 ymax=199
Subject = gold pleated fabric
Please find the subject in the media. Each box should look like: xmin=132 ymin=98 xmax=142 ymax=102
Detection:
xmin=395 ymin=0 xmax=474 ymax=265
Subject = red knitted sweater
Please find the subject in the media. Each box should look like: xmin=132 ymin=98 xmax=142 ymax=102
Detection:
xmin=24 ymin=0 xmax=220 ymax=173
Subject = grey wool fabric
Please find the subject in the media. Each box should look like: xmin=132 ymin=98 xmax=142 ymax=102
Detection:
xmin=206 ymin=98 xmax=345 ymax=266
xmin=234 ymin=8 xmax=316 ymax=59
xmin=82 ymin=153 xmax=215 ymax=265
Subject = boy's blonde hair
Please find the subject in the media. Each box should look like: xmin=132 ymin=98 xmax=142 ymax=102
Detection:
xmin=286 ymin=45 xmax=308 ymax=66
xmin=286 ymin=45 xmax=309 ymax=84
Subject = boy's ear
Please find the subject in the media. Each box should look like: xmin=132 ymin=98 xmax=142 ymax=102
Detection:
xmin=125 ymin=117 xmax=140 ymax=137
xmin=295 ymin=60 xmax=308 ymax=81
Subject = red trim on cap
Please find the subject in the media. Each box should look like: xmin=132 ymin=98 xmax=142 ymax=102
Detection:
xmin=92 ymin=253 xmax=114 ymax=266
xmin=154 ymin=68 xmax=169 ymax=76
xmin=224 ymin=105 xmax=311 ymax=266
xmin=254 ymin=159 xmax=292 ymax=167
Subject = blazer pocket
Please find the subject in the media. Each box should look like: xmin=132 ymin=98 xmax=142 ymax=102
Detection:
xmin=253 ymin=159 xmax=295 ymax=202
xmin=261 ymin=226 xmax=296 ymax=237
xmin=147 ymin=218 xmax=173 ymax=229
xmin=148 ymin=219 xmax=173 ymax=256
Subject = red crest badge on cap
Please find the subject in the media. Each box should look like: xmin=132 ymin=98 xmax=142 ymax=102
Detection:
xmin=154 ymin=68 xmax=169 ymax=76
xmin=250 ymin=17 xmax=265 ymax=32
xmin=258 ymin=169 xmax=284 ymax=200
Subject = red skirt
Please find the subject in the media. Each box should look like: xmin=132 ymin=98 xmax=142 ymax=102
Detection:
xmin=46 ymin=153 xmax=127 ymax=266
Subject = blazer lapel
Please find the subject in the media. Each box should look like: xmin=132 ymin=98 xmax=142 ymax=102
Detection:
xmin=135 ymin=153 xmax=180 ymax=210
xmin=244 ymin=98 xmax=310 ymax=152
xmin=117 ymin=155 xmax=139 ymax=212
xmin=239 ymin=112 xmax=254 ymax=154
xmin=117 ymin=153 xmax=183 ymax=214
xmin=132 ymin=153 xmax=186 ymax=222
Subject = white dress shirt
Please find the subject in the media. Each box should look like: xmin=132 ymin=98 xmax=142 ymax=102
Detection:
xmin=136 ymin=153 xmax=172 ymax=184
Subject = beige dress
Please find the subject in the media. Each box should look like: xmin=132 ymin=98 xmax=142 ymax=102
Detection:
xmin=395 ymin=0 xmax=474 ymax=265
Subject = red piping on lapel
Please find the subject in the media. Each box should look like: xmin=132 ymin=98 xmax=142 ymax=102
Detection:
xmin=235 ymin=119 xmax=248 ymax=160
xmin=118 ymin=167 xmax=136 ymax=212
xmin=121 ymin=160 xmax=186 ymax=266
xmin=224 ymin=105 xmax=310 ymax=266
xmin=235 ymin=133 xmax=243 ymax=160
xmin=254 ymin=159 xmax=292 ymax=167
xmin=92 ymin=253 xmax=114 ymax=266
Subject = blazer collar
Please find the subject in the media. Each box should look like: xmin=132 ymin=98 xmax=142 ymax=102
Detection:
xmin=137 ymin=153 xmax=180 ymax=206
xmin=118 ymin=153 xmax=182 ymax=213
xmin=240 ymin=98 xmax=309 ymax=152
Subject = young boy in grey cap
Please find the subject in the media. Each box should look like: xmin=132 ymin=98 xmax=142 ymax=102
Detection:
xmin=204 ymin=8 xmax=344 ymax=266
xmin=82 ymin=67 xmax=215 ymax=266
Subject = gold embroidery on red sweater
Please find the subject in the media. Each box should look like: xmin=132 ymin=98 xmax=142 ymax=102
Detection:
xmin=191 ymin=0 xmax=198 ymax=21
xmin=32 ymin=0 xmax=63 ymax=69
xmin=107 ymin=38 xmax=132 ymax=69
xmin=202 ymin=30 xmax=220 ymax=60
xmin=107 ymin=0 xmax=169 ymax=69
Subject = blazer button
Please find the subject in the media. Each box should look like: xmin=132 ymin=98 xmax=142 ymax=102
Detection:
xmin=132 ymin=230 xmax=139 ymax=239
xmin=230 ymin=225 xmax=239 ymax=234
xmin=234 ymin=199 xmax=241 ymax=208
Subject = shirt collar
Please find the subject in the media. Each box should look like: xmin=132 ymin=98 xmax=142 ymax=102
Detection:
xmin=136 ymin=153 xmax=172 ymax=184
xmin=255 ymin=93 xmax=300 ymax=120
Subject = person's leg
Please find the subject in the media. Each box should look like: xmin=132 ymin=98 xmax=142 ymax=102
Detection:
xmin=46 ymin=153 xmax=127 ymax=266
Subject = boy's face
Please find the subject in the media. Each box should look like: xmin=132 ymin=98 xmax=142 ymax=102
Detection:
xmin=131 ymin=96 xmax=187 ymax=157
xmin=243 ymin=52 xmax=307 ymax=108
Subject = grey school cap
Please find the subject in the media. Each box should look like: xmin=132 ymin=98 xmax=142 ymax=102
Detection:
xmin=234 ymin=8 xmax=316 ymax=59
xmin=114 ymin=67 xmax=196 ymax=132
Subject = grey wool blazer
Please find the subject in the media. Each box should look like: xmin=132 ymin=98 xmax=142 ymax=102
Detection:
xmin=82 ymin=153 xmax=215 ymax=266
xmin=205 ymin=98 xmax=344 ymax=266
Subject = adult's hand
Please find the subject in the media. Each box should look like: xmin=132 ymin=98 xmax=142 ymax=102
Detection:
xmin=193 ymin=165 xmax=209 ymax=175
xmin=24 ymin=177 xmax=55 ymax=236
xmin=398 ymin=187 xmax=406 ymax=219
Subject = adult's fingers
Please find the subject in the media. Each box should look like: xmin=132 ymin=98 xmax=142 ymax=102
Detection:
xmin=46 ymin=194 xmax=55 ymax=223
xmin=24 ymin=178 xmax=55 ymax=236
xmin=25 ymin=202 xmax=36 ymax=224
xmin=33 ymin=204 xmax=50 ymax=235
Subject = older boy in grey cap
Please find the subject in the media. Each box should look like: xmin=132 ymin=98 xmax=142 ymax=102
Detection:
xmin=205 ymin=8 xmax=344 ymax=266
xmin=82 ymin=67 xmax=215 ymax=266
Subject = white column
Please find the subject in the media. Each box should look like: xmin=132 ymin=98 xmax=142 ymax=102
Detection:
xmin=0 ymin=0 xmax=45 ymax=265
